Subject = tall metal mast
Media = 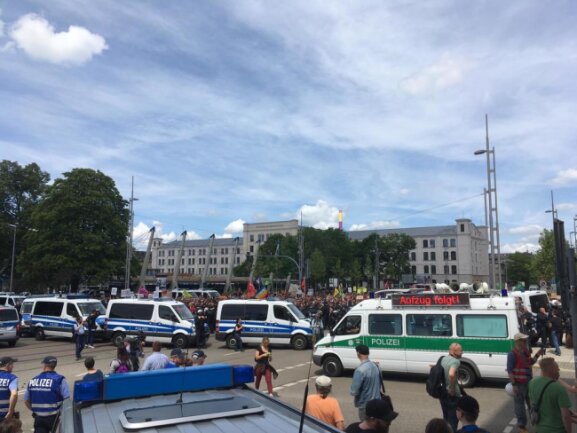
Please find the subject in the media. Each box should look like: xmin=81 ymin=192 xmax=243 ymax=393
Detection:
xmin=138 ymin=227 xmax=156 ymax=290
xmin=225 ymin=237 xmax=240 ymax=292
xmin=171 ymin=230 xmax=187 ymax=290
xmin=124 ymin=177 xmax=137 ymax=291
xmin=200 ymin=234 xmax=216 ymax=289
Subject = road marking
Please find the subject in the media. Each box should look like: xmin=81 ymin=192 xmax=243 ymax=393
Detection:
xmin=502 ymin=417 xmax=516 ymax=433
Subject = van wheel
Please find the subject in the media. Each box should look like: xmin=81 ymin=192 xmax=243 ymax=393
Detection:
xmin=34 ymin=328 xmax=45 ymax=341
xmin=8 ymin=340 xmax=16 ymax=347
xmin=322 ymin=355 xmax=343 ymax=377
xmin=225 ymin=334 xmax=237 ymax=350
xmin=112 ymin=332 xmax=126 ymax=348
xmin=291 ymin=335 xmax=308 ymax=350
xmin=172 ymin=334 xmax=188 ymax=349
xmin=458 ymin=364 xmax=477 ymax=388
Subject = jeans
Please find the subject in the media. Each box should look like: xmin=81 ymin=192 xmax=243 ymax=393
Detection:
xmin=551 ymin=330 xmax=561 ymax=355
xmin=440 ymin=395 xmax=459 ymax=433
xmin=234 ymin=333 xmax=243 ymax=351
xmin=33 ymin=414 xmax=58 ymax=433
xmin=75 ymin=334 xmax=85 ymax=359
xmin=513 ymin=382 xmax=529 ymax=427
xmin=86 ymin=328 xmax=94 ymax=346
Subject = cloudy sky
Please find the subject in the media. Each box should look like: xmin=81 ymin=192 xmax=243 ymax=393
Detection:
xmin=1 ymin=1 xmax=576 ymax=252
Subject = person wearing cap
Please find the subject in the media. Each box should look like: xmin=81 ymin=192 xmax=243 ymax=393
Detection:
xmin=191 ymin=350 xmax=206 ymax=366
xmin=350 ymin=345 xmax=381 ymax=422
xmin=24 ymin=356 xmax=70 ymax=433
xmin=142 ymin=341 xmax=169 ymax=371
xmin=345 ymin=399 xmax=397 ymax=433
xmin=195 ymin=309 xmax=207 ymax=349
xmin=165 ymin=348 xmax=193 ymax=368
xmin=507 ymin=332 xmax=543 ymax=433
xmin=0 ymin=357 xmax=18 ymax=422
xmin=455 ymin=395 xmax=488 ymax=433
xmin=306 ymin=375 xmax=345 ymax=430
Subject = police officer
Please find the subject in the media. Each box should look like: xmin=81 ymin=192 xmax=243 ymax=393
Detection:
xmin=0 ymin=356 xmax=18 ymax=422
xmin=24 ymin=356 xmax=70 ymax=433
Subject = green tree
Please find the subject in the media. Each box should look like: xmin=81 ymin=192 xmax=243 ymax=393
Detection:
xmin=380 ymin=233 xmax=416 ymax=281
xmin=309 ymin=248 xmax=326 ymax=288
xmin=531 ymin=230 xmax=555 ymax=283
xmin=506 ymin=252 xmax=534 ymax=286
xmin=350 ymin=258 xmax=362 ymax=287
xmin=0 ymin=160 xmax=50 ymax=288
xmin=20 ymin=169 xmax=128 ymax=291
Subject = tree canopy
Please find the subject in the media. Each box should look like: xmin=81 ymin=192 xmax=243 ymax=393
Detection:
xmin=19 ymin=168 xmax=128 ymax=291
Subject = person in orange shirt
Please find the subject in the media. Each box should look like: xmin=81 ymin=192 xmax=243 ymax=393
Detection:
xmin=306 ymin=375 xmax=345 ymax=431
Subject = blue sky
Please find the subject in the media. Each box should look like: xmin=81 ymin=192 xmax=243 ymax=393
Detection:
xmin=1 ymin=1 xmax=576 ymax=252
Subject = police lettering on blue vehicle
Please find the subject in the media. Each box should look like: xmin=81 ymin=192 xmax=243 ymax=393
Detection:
xmin=0 ymin=356 xmax=18 ymax=422
xmin=24 ymin=356 xmax=70 ymax=433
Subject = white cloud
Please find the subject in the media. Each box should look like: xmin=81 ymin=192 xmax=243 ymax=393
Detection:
xmin=501 ymin=242 xmax=539 ymax=253
xmin=216 ymin=233 xmax=233 ymax=239
xmin=552 ymin=168 xmax=577 ymax=185
xmin=224 ymin=219 xmax=245 ymax=234
xmin=557 ymin=203 xmax=577 ymax=212
xmin=509 ymin=224 xmax=543 ymax=235
xmin=399 ymin=188 xmax=410 ymax=196
xmin=400 ymin=53 xmax=472 ymax=96
xmin=297 ymin=200 xmax=339 ymax=229
xmin=349 ymin=220 xmax=402 ymax=231
xmin=9 ymin=14 xmax=107 ymax=65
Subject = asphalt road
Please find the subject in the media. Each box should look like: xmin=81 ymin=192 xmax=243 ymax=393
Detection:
xmin=5 ymin=336 xmax=577 ymax=432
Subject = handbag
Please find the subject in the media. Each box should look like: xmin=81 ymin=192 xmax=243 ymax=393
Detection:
xmin=375 ymin=362 xmax=399 ymax=420
xmin=529 ymin=379 xmax=554 ymax=425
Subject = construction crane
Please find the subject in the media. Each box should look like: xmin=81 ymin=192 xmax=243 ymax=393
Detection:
xmin=200 ymin=234 xmax=215 ymax=289
xmin=137 ymin=227 xmax=156 ymax=290
xmin=171 ymin=231 xmax=187 ymax=290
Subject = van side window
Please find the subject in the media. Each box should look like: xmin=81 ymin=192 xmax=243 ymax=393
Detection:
xmin=335 ymin=315 xmax=361 ymax=335
xmin=221 ymin=305 xmax=244 ymax=321
xmin=109 ymin=304 xmax=154 ymax=321
xmin=369 ymin=314 xmax=402 ymax=335
xmin=456 ymin=315 xmax=507 ymax=338
xmin=0 ymin=297 xmax=6 ymax=305
xmin=245 ymin=305 xmax=268 ymax=321
xmin=0 ymin=309 xmax=18 ymax=321
xmin=274 ymin=306 xmax=294 ymax=322
xmin=66 ymin=304 xmax=80 ymax=318
xmin=35 ymin=301 xmax=64 ymax=317
xmin=407 ymin=314 xmax=452 ymax=336
xmin=159 ymin=305 xmax=178 ymax=322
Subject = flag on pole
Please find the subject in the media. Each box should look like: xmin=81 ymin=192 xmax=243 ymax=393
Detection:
xmin=247 ymin=280 xmax=256 ymax=298
xmin=182 ymin=289 xmax=192 ymax=299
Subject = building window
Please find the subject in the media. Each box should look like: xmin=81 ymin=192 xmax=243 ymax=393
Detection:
xmin=443 ymin=251 xmax=449 ymax=260
xmin=411 ymin=266 xmax=416 ymax=275
xmin=423 ymin=252 xmax=429 ymax=261
xmin=250 ymin=246 xmax=254 ymax=253
xmin=250 ymin=234 xmax=254 ymax=242
xmin=430 ymin=240 xmax=435 ymax=248
xmin=431 ymin=265 xmax=437 ymax=274
xmin=430 ymin=252 xmax=436 ymax=261
xmin=237 ymin=248 xmax=241 ymax=254
xmin=444 ymin=265 xmax=449 ymax=274
xmin=424 ymin=265 xmax=429 ymax=274
xmin=451 ymin=265 xmax=457 ymax=275
xmin=451 ymin=251 xmax=457 ymax=261
xmin=443 ymin=239 xmax=448 ymax=248
xmin=258 ymin=234 xmax=265 ymax=242
xmin=423 ymin=240 xmax=428 ymax=248
xmin=410 ymin=252 xmax=416 ymax=261
xmin=236 ymin=257 xmax=240 ymax=264
xmin=460 ymin=224 xmax=465 ymax=232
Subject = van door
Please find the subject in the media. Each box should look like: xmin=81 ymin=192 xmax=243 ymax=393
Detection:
xmin=158 ymin=305 xmax=179 ymax=342
xmin=367 ymin=313 xmax=406 ymax=372
xmin=271 ymin=305 xmax=297 ymax=345
xmin=331 ymin=314 xmax=363 ymax=370
xmin=64 ymin=303 xmax=81 ymax=335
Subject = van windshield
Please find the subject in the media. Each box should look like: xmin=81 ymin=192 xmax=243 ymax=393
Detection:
xmin=0 ymin=309 xmax=18 ymax=321
xmin=173 ymin=304 xmax=193 ymax=320
xmin=21 ymin=303 xmax=33 ymax=314
xmin=287 ymin=303 xmax=306 ymax=320
xmin=77 ymin=302 xmax=106 ymax=316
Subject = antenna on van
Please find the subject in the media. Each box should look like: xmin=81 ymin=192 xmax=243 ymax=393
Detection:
xmin=297 ymin=331 xmax=317 ymax=433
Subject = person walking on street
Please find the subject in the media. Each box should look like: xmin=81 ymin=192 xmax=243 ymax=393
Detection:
xmin=350 ymin=344 xmax=381 ymax=422
xmin=142 ymin=341 xmax=169 ymax=371
xmin=536 ymin=307 xmax=550 ymax=349
xmin=24 ymin=356 xmax=70 ymax=433
xmin=0 ymin=357 xmax=18 ymax=422
xmin=439 ymin=343 xmax=463 ymax=433
xmin=507 ymin=332 xmax=544 ymax=433
xmin=306 ymin=375 xmax=345 ymax=431
xmin=254 ymin=337 xmax=275 ymax=396
xmin=73 ymin=316 xmax=86 ymax=361
xmin=345 ymin=399 xmax=397 ymax=433
xmin=81 ymin=357 xmax=103 ymax=382
xmin=550 ymin=310 xmax=564 ymax=356
xmin=109 ymin=348 xmax=134 ymax=374
xmin=195 ymin=309 xmax=207 ymax=349
xmin=233 ymin=318 xmax=244 ymax=351
xmin=455 ymin=395 xmax=489 ymax=433
xmin=528 ymin=357 xmax=577 ymax=433
xmin=85 ymin=310 xmax=99 ymax=349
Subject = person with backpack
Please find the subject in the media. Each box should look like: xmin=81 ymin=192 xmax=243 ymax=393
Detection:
xmin=439 ymin=343 xmax=463 ymax=433
xmin=455 ymin=395 xmax=489 ymax=433
xmin=109 ymin=348 xmax=134 ymax=374
xmin=507 ymin=333 xmax=544 ymax=433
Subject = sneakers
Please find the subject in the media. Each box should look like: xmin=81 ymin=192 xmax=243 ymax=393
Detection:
xmin=519 ymin=427 xmax=529 ymax=433
xmin=86 ymin=345 xmax=95 ymax=349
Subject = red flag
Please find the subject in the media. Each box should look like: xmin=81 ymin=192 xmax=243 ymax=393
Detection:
xmin=247 ymin=280 xmax=256 ymax=298
xmin=300 ymin=278 xmax=306 ymax=290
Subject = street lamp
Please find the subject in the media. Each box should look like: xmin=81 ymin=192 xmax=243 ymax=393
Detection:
xmin=8 ymin=224 xmax=16 ymax=292
xmin=474 ymin=115 xmax=502 ymax=290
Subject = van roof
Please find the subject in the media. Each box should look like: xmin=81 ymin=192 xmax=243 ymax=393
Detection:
xmin=351 ymin=295 xmax=518 ymax=311
xmin=108 ymin=298 xmax=184 ymax=305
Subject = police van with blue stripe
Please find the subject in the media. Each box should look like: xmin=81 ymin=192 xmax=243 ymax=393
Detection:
xmin=19 ymin=295 xmax=107 ymax=341
xmin=216 ymin=299 xmax=320 ymax=350
xmin=0 ymin=306 xmax=19 ymax=347
xmin=105 ymin=298 xmax=196 ymax=348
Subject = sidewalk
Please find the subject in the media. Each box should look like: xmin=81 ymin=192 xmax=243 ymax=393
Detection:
xmin=532 ymin=344 xmax=576 ymax=374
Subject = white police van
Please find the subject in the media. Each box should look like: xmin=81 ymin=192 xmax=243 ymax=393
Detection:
xmin=0 ymin=306 xmax=20 ymax=347
xmin=0 ymin=293 xmax=26 ymax=311
xmin=20 ymin=295 xmax=107 ymax=341
xmin=313 ymin=293 xmax=521 ymax=387
xmin=106 ymin=298 xmax=196 ymax=348
xmin=216 ymin=299 xmax=320 ymax=350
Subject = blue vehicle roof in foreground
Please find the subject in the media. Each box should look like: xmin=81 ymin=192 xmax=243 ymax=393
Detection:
xmin=63 ymin=364 xmax=339 ymax=433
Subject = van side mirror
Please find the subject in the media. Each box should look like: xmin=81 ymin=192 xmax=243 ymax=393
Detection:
xmin=329 ymin=329 xmax=335 ymax=337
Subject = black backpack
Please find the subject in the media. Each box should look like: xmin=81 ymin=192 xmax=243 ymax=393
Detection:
xmin=426 ymin=356 xmax=447 ymax=399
